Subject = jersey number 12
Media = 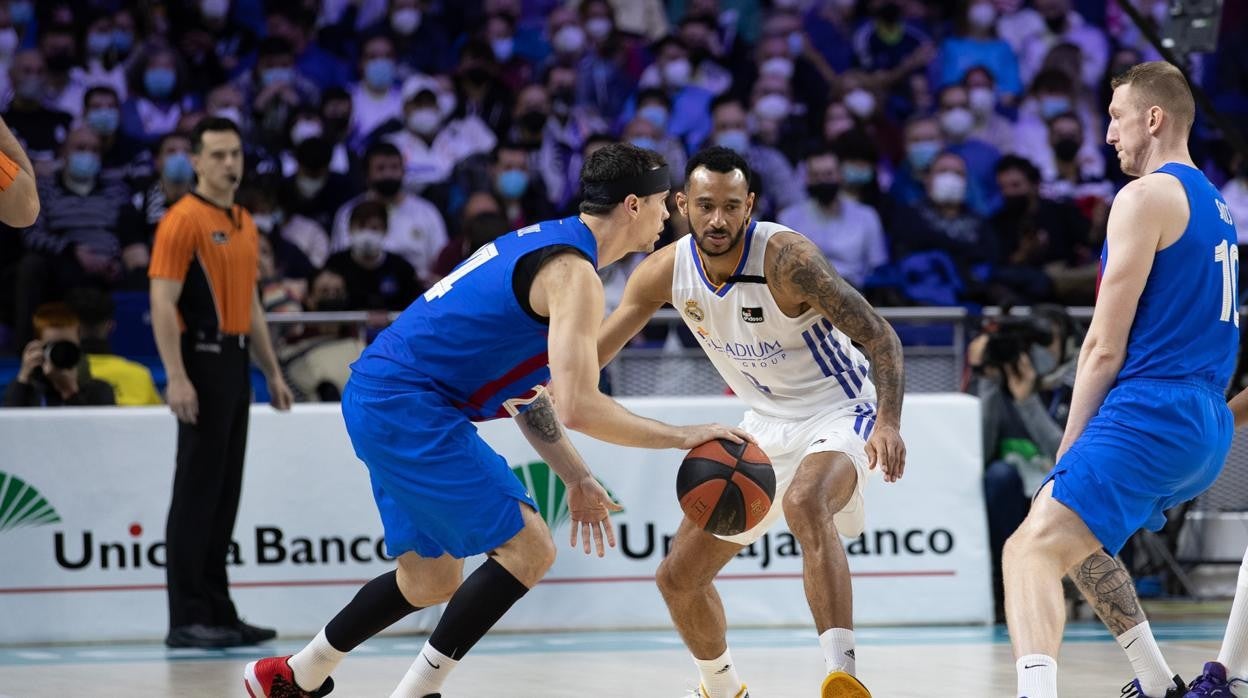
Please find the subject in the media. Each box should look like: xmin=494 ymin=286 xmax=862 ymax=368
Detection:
xmin=1215 ymin=240 xmax=1240 ymax=326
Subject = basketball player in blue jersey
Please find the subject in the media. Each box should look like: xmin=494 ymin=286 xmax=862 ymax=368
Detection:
xmin=243 ymin=144 xmax=751 ymax=698
xmin=1004 ymin=61 xmax=1240 ymax=698
xmin=599 ymin=147 xmax=907 ymax=698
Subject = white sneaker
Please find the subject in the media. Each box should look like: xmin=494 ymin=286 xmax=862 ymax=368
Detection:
xmin=682 ymin=685 xmax=749 ymax=698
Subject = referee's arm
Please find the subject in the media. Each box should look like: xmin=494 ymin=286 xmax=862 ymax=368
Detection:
xmin=0 ymin=116 xmax=39 ymax=228
xmin=248 ymin=289 xmax=293 ymax=410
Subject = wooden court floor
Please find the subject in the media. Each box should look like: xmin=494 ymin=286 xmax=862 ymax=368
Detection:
xmin=0 ymin=622 xmax=1232 ymax=697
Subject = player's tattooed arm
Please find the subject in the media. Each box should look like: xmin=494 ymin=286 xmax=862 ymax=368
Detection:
xmin=1069 ymin=551 xmax=1146 ymax=635
xmin=772 ymin=236 xmax=905 ymax=426
xmin=519 ymin=392 xmax=564 ymax=443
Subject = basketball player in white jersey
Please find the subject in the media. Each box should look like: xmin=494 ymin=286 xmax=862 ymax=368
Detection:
xmin=599 ymin=147 xmax=907 ymax=698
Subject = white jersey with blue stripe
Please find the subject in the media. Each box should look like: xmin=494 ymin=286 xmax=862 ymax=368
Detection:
xmin=672 ymin=220 xmax=877 ymax=420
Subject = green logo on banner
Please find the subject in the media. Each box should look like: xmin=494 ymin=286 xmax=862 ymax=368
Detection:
xmin=511 ymin=461 xmax=621 ymax=530
xmin=0 ymin=471 xmax=62 ymax=532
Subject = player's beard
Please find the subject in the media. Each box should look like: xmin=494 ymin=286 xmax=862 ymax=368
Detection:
xmin=694 ymin=218 xmax=746 ymax=257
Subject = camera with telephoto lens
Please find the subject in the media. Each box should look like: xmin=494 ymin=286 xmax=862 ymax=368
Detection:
xmin=42 ymin=340 xmax=81 ymax=370
xmin=982 ymin=316 xmax=1053 ymax=370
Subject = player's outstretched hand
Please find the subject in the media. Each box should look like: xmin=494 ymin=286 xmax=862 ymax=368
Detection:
xmin=675 ymin=424 xmax=756 ymax=449
xmin=866 ymin=424 xmax=906 ymax=483
xmin=566 ymin=476 xmax=623 ymax=557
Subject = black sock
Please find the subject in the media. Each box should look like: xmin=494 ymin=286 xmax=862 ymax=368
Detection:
xmin=324 ymin=570 xmax=420 ymax=652
xmin=428 ymin=557 xmax=529 ymax=659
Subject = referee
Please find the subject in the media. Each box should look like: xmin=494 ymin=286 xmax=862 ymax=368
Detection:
xmin=149 ymin=117 xmax=294 ymax=649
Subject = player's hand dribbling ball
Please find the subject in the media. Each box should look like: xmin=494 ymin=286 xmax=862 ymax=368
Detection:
xmin=677 ymin=439 xmax=775 ymax=536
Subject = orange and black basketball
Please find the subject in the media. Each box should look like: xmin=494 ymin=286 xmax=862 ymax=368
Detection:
xmin=676 ymin=439 xmax=775 ymax=536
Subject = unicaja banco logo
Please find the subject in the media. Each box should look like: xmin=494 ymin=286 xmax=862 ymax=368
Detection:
xmin=0 ymin=471 xmax=61 ymax=533
xmin=511 ymin=461 xmax=621 ymax=530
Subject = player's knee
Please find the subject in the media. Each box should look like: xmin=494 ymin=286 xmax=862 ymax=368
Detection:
xmin=654 ymin=557 xmax=695 ymax=599
xmin=396 ymin=564 xmax=460 ymax=607
xmin=782 ymin=481 xmax=834 ymax=537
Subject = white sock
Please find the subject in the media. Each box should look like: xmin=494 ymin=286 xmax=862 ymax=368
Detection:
xmin=1016 ymin=654 xmax=1057 ymax=698
xmin=694 ymin=647 xmax=743 ymax=698
xmin=818 ymin=628 xmax=856 ymax=675
xmin=1117 ymin=621 xmax=1174 ymax=697
xmin=287 ymin=628 xmax=346 ymax=692
xmin=1218 ymin=553 xmax=1248 ymax=682
xmin=391 ymin=641 xmax=458 ymax=698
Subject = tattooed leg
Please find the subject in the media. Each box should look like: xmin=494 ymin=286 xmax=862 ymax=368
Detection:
xmin=1068 ymin=551 xmax=1145 ymax=635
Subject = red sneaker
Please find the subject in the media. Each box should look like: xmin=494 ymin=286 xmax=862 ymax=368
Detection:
xmin=244 ymin=656 xmax=334 ymax=698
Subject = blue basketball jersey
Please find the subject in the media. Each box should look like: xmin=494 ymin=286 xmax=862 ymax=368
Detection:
xmin=1109 ymin=162 xmax=1240 ymax=389
xmin=351 ymin=216 xmax=599 ymax=421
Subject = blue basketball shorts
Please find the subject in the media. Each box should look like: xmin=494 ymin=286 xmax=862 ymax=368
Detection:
xmin=340 ymin=375 xmax=537 ymax=559
xmin=1044 ymin=378 xmax=1232 ymax=556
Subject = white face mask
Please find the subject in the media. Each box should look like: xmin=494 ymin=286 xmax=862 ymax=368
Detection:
xmin=754 ymin=94 xmax=791 ymax=121
xmin=930 ymin=171 xmax=967 ymax=204
xmin=759 ymin=57 xmax=794 ymax=81
xmin=212 ymin=106 xmax=244 ymax=126
xmin=844 ymin=89 xmax=875 ymax=118
xmin=201 ymin=0 xmax=230 ymax=21
xmin=968 ymin=2 xmax=997 ymax=30
xmin=585 ymin=17 xmax=612 ymax=40
xmin=296 ymin=174 xmax=326 ymax=198
xmin=553 ymin=25 xmax=586 ymax=54
xmin=290 ymin=120 xmax=322 ymax=145
xmin=407 ymin=108 xmax=442 ymax=135
xmin=940 ymin=107 xmax=975 ymax=139
xmin=662 ymin=58 xmax=692 ymax=87
xmin=351 ymin=229 xmax=386 ymax=258
xmin=391 ymin=9 xmax=422 ymax=35
xmin=969 ymin=87 xmax=996 ymax=115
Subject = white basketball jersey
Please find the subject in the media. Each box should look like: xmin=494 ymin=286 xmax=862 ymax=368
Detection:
xmin=672 ymin=220 xmax=876 ymax=420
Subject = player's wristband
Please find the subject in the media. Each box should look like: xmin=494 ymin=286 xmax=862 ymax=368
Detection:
xmin=0 ymin=151 xmax=19 ymax=192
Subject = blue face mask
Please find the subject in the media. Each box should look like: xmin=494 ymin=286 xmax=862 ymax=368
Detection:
xmin=86 ymin=107 xmax=120 ymax=136
xmin=629 ymin=137 xmax=658 ymax=152
xmin=1039 ymin=95 xmax=1072 ymax=120
xmin=496 ymin=169 xmax=529 ymax=199
xmin=162 ymin=153 xmax=195 ymax=184
xmin=87 ymin=32 xmax=114 ymax=57
xmin=10 ymin=1 xmax=33 ymax=25
xmin=364 ymin=58 xmax=396 ymax=91
xmin=261 ymin=66 xmax=294 ymax=87
xmin=907 ymin=139 xmax=942 ymax=170
xmin=67 ymin=152 xmax=102 ymax=180
xmin=638 ymin=105 xmax=669 ymax=130
xmin=144 ymin=67 xmax=176 ymax=99
xmin=113 ymin=30 xmax=134 ymax=54
xmin=841 ymin=162 xmax=875 ymax=185
xmin=714 ymin=129 xmax=750 ymax=153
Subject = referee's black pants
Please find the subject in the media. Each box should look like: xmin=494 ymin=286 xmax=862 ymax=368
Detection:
xmin=165 ymin=332 xmax=250 ymax=629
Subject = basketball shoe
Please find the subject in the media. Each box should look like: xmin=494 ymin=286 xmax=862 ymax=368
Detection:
xmin=1185 ymin=662 xmax=1246 ymax=697
xmin=244 ymin=656 xmax=334 ymax=698
xmin=683 ymin=685 xmax=749 ymax=697
xmin=821 ymin=670 xmax=871 ymax=697
xmin=1120 ymin=675 xmax=1188 ymax=697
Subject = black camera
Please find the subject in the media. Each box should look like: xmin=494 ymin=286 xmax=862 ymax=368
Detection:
xmin=42 ymin=340 xmax=81 ymax=370
xmin=982 ymin=316 xmax=1053 ymax=369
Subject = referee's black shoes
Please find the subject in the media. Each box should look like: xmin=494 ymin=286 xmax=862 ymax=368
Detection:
xmin=235 ymin=619 xmax=278 ymax=644
xmin=165 ymin=623 xmax=244 ymax=648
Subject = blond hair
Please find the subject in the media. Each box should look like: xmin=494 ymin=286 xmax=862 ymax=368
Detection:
xmin=1110 ymin=61 xmax=1195 ymax=134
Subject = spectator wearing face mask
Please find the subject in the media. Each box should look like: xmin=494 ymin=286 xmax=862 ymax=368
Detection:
xmin=169 ymin=0 xmax=260 ymax=94
xmin=490 ymin=141 xmax=552 ymax=229
xmin=317 ymin=88 xmax=358 ymax=176
xmin=3 ymin=50 xmax=73 ymax=170
xmin=377 ymin=0 xmax=452 ymax=77
xmin=381 ymin=82 xmax=496 ymax=196
xmin=14 ymin=127 xmax=131 ymax=348
xmin=621 ymin=114 xmax=685 ymax=190
xmin=831 ymin=131 xmax=891 ymax=224
xmin=576 ymin=0 xmax=639 ymax=122
xmin=1014 ymin=0 xmax=1108 ymax=92
xmin=39 ymin=23 xmax=87 ymax=120
xmin=81 ymin=86 xmax=141 ymax=174
xmin=936 ymin=84 xmax=1002 ymax=215
xmin=349 ymin=35 xmax=403 ymax=150
xmin=632 ymin=36 xmax=714 ymax=153
xmin=961 ymin=67 xmax=1017 ymax=155
xmin=77 ymin=12 xmax=130 ymax=102
xmin=779 ymin=147 xmax=888 ymax=290
xmin=120 ymin=46 xmax=193 ymax=147
xmin=117 ymin=132 xmax=196 ymax=286
xmin=536 ymin=64 xmax=609 ymax=210
xmin=325 ymin=200 xmax=421 ymax=309
xmin=330 ymin=142 xmax=447 ymax=287
xmin=936 ymin=0 xmax=1023 ymax=102
xmin=850 ymin=0 xmax=935 ymax=121
xmin=1012 ymin=68 xmax=1103 ymax=173
xmin=237 ymin=37 xmax=320 ymax=153
xmin=888 ymin=115 xmax=945 ymax=208
xmin=265 ymin=5 xmax=352 ymax=90
xmin=238 ymin=180 xmax=317 ymax=284
xmin=676 ymin=14 xmax=733 ymax=98
xmin=892 ymin=151 xmax=995 ymax=266
xmin=835 ymin=71 xmax=906 ymax=166
xmin=278 ymin=135 xmax=360 ymax=238
xmin=486 ymin=12 xmax=535 ymax=94
xmin=1035 ymin=112 xmax=1112 ymax=231
xmin=4 ymin=302 xmax=115 ymax=407
xmin=278 ymin=268 xmax=365 ymax=402
xmin=707 ymin=95 xmax=799 ymax=219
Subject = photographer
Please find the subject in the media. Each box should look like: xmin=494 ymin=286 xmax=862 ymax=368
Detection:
xmin=967 ymin=305 xmax=1077 ymax=621
xmin=4 ymin=302 xmax=115 ymax=407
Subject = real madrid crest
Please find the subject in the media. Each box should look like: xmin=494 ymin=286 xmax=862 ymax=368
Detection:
xmin=684 ymin=299 xmax=704 ymax=322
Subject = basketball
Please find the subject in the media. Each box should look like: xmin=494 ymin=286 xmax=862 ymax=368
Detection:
xmin=676 ymin=439 xmax=776 ymax=536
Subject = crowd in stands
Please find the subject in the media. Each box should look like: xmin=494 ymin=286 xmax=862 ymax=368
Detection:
xmin=1 ymin=0 xmax=1247 ymax=388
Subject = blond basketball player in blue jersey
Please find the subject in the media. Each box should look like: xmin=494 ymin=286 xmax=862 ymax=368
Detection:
xmin=1004 ymin=62 xmax=1240 ymax=698
xmin=599 ymin=146 xmax=907 ymax=698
